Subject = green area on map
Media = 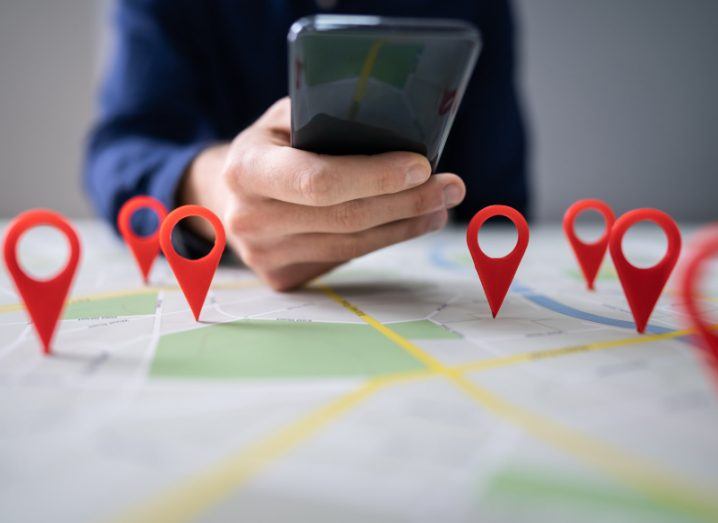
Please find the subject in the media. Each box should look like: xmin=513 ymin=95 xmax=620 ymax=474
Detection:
xmin=483 ymin=467 xmax=710 ymax=523
xmin=389 ymin=320 xmax=460 ymax=340
xmin=64 ymin=292 xmax=157 ymax=319
xmin=151 ymin=319 xmax=455 ymax=380
xmin=450 ymin=251 xmax=472 ymax=267
xmin=302 ymin=36 xmax=421 ymax=88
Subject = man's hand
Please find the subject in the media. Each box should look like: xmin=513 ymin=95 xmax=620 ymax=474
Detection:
xmin=180 ymin=98 xmax=466 ymax=290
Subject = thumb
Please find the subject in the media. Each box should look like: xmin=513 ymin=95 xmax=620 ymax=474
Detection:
xmin=255 ymin=97 xmax=291 ymax=133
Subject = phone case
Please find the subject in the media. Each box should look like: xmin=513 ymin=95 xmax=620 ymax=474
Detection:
xmin=288 ymin=15 xmax=481 ymax=170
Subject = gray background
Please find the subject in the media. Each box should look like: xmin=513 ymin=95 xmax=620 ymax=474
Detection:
xmin=0 ymin=0 xmax=716 ymax=221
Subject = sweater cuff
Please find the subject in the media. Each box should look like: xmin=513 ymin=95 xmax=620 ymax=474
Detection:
xmin=150 ymin=141 xmax=222 ymax=260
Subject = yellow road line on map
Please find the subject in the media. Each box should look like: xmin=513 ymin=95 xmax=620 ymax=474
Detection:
xmin=448 ymin=373 xmax=718 ymax=521
xmin=348 ymin=39 xmax=384 ymax=120
xmin=454 ymin=326 xmax=704 ymax=374
xmin=0 ymin=288 xmax=155 ymax=314
xmin=116 ymin=369 xmax=429 ymax=523
xmin=323 ymin=286 xmax=442 ymax=370
xmin=321 ymin=285 xmax=718 ymax=522
xmin=117 ymin=321 xmax=708 ymax=523
xmin=115 ymin=286 xmax=718 ymax=522
xmin=0 ymin=279 xmax=260 ymax=315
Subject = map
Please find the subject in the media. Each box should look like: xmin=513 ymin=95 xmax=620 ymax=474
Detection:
xmin=1 ymin=221 xmax=717 ymax=523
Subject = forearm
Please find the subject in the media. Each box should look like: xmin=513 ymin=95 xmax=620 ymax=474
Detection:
xmin=84 ymin=0 xmax=219 ymax=230
xmin=84 ymin=136 xmax=211 ymax=229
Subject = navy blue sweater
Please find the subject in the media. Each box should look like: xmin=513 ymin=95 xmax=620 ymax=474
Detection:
xmin=84 ymin=0 xmax=527 ymax=228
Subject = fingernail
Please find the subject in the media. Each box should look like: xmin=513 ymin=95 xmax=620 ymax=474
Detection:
xmin=443 ymin=184 xmax=463 ymax=207
xmin=429 ymin=212 xmax=446 ymax=231
xmin=405 ymin=164 xmax=428 ymax=186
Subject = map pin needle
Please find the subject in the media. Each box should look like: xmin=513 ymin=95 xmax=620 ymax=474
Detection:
xmin=2 ymin=209 xmax=81 ymax=354
xmin=609 ymin=208 xmax=681 ymax=333
xmin=117 ymin=196 xmax=168 ymax=284
xmin=466 ymin=205 xmax=529 ymax=317
xmin=563 ymin=199 xmax=615 ymax=290
xmin=159 ymin=205 xmax=226 ymax=321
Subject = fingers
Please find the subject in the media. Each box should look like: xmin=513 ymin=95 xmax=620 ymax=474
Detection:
xmin=254 ymin=97 xmax=291 ymax=132
xmin=226 ymin=173 xmax=465 ymax=239
xmin=220 ymin=97 xmax=461 ymax=291
xmin=228 ymin=96 xmax=432 ymax=205
xmin=233 ymin=210 xmax=448 ymax=273
xmin=227 ymin=231 xmax=340 ymax=291
xmin=310 ymin=172 xmax=463 ymax=233
xmin=227 ymin=144 xmax=432 ymax=206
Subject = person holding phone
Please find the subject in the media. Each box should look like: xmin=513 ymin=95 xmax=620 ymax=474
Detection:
xmin=85 ymin=1 xmax=527 ymax=291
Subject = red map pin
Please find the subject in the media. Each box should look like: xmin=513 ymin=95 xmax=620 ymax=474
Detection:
xmin=466 ymin=205 xmax=529 ymax=317
xmin=2 ymin=209 xmax=81 ymax=354
xmin=159 ymin=205 xmax=226 ymax=321
xmin=679 ymin=226 xmax=718 ymax=380
xmin=609 ymin=208 xmax=681 ymax=333
xmin=563 ymin=199 xmax=615 ymax=290
xmin=117 ymin=196 xmax=167 ymax=284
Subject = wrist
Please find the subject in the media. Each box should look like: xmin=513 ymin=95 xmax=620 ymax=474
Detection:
xmin=178 ymin=143 xmax=230 ymax=207
xmin=177 ymin=143 xmax=230 ymax=239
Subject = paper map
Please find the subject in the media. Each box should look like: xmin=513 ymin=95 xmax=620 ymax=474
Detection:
xmin=1 ymin=221 xmax=717 ymax=523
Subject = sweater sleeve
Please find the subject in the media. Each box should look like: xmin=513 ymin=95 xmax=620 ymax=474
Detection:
xmin=438 ymin=0 xmax=528 ymax=221
xmin=83 ymin=0 xmax=215 ymax=232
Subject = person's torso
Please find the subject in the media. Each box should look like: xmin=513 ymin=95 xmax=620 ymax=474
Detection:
xmin=182 ymin=0 xmax=487 ymax=137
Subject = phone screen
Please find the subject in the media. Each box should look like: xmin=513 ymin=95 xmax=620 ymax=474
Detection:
xmin=289 ymin=16 xmax=480 ymax=169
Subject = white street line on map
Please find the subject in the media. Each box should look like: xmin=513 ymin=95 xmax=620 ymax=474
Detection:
xmin=32 ymin=294 xmax=171 ymax=442
xmin=0 ymin=286 xmax=17 ymax=299
xmin=135 ymin=289 xmax=164 ymax=386
xmin=119 ymin=286 xmax=717 ymax=523
xmin=213 ymin=303 xmax=320 ymax=323
xmin=160 ymin=291 xmax=282 ymax=320
xmin=0 ymin=324 xmax=30 ymax=360
xmin=0 ymin=320 xmax=32 ymax=327
xmin=426 ymin=292 xmax=462 ymax=320
xmin=6 ymin=353 xmax=44 ymax=384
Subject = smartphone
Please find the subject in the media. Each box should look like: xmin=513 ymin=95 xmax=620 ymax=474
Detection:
xmin=288 ymin=15 xmax=481 ymax=170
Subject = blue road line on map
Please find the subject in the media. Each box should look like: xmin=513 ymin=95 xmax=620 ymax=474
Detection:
xmin=431 ymin=242 xmax=675 ymax=335
xmin=521 ymin=292 xmax=673 ymax=334
xmin=430 ymin=241 xmax=460 ymax=270
xmin=510 ymin=282 xmax=532 ymax=294
xmin=511 ymin=281 xmax=674 ymax=334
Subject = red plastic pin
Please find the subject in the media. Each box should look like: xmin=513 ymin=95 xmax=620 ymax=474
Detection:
xmin=466 ymin=205 xmax=530 ymax=317
xmin=609 ymin=208 xmax=681 ymax=333
xmin=679 ymin=226 xmax=718 ymax=380
xmin=2 ymin=209 xmax=81 ymax=354
xmin=117 ymin=196 xmax=168 ymax=284
xmin=159 ymin=205 xmax=226 ymax=321
xmin=563 ymin=199 xmax=615 ymax=290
